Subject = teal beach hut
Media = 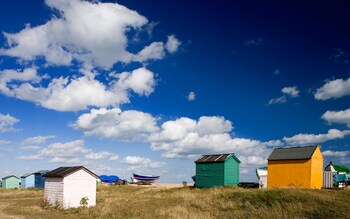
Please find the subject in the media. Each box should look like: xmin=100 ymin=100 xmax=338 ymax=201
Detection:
xmin=1 ymin=175 xmax=20 ymax=188
xmin=195 ymin=153 xmax=240 ymax=188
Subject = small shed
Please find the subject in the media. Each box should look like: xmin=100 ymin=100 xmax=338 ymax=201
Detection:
xmin=34 ymin=170 xmax=49 ymax=188
xmin=195 ymin=153 xmax=240 ymax=188
xmin=21 ymin=173 xmax=35 ymax=188
xmin=1 ymin=175 xmax=20 ymax=189
xmin=267 ymin=145 xmax=323 ymax=189
xmin=44 ymin=166 xmax=99 ymax=209
xmin=256 ymin=167 xmax=268 ymax=189
xmin=324 ymin=162 xmax=350 ymax=175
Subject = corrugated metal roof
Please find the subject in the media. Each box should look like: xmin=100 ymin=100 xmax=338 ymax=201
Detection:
xmin=195 ymin=153 xmax=240 ymax=163
xmin=267 ymin=145 xmax=318 ymax=161
xmin=43 ymin=166 xmax=98 ymax=179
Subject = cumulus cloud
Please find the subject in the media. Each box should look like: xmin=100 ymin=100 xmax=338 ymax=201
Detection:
xmin=315 ymin=77 xmax=350 ymax=100
xmin=149 ymin=116 xmax=271 ymax=168
xmin=0 ymin=67 xmax=156 ymax=111
xmin=72 ymin=107 xmax=158 ymax=140
xmin=22 ymin=135 xmax=56 ymax=145
xmin=166 ymin=35 xmax=181 ymax=53
xmin=0 ymin=113 xmax=19 ymax=132
xmin=121 ymin=156 xmax=166 ymax=170
xmin=322 ymin=108 xmax=350 ymax=127
xmin=323 ymin=150 xmax=349 ymax=157
xmin=1 ymin=0 xmax=181 ymax=69
xmin=283 ymin=129 xmax=350 ymax=145
xmin=282 ymin=86 xmax=299 ymax=97
xmin=17 ymin=139 xmax=118 ymax=165
xmin=268 ymin=96 xmax=287 ymax=105
xmin=245 ymin=37 xmax=263 ymax=46
xmin=187 ymin=91 xmax=196 ymax=101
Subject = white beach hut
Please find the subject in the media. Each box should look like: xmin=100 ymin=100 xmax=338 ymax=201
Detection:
xmin=44 ymin=166 xmax=98 ymax=209
xmin=256 ymin=167 xmax=268 ymax=189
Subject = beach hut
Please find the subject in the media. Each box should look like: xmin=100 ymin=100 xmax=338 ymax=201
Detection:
xmin=1 ymin=175 xmax=20 ymax=189
xmin=21 ymin=173 xmax=35 ymax=188
xmin=324 ymin=162 xmax=350 ymax=175
xmin=43 ymin=166 xmax=99 ymax=209
xmin=195 ymin=153 xmax=240 ymax=188
xmin=34 ymin=170 xmax=49 ymax=188
xmin=267 ymin=145 xmax=323 ymax=189
xmin=256 ymin=167 xmax=268 ymax=189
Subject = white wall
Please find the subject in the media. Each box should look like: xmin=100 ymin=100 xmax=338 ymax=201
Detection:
xmin=63 ymin=169 xmax=97 ymax=208
xmin=44 ymin=177 xmax=64 ymax=207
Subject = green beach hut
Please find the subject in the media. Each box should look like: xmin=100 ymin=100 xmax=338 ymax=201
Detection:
xmin=195 ymin=153 xmax=240 ymax=188
xmin=1 ymin=175 xmax=20 ymax=189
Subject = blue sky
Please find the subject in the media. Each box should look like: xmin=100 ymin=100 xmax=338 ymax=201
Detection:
xmin=0 ymin=0 xmax=350 ymax=183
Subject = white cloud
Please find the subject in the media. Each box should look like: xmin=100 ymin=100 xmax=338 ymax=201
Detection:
xmin=282 ymin=86 xmax=299 ymax=97
xmin=166 ymin=35 xmax=181 ymax=53
xmin=121 ymin=156 xmax=166 ymax=169
xmin=17 ymin=154 xmax=43 ymax=160
xmin=187 ymin=91 xmax=196 ymax=101
xmin=2 ymin=0 xmax=148 ymax=69
xmin=283 ymin=129 xmax=350 ymax=145
xmin=315 ymin=77 xmax=350 ymax=100
xmin=323 ymin=150 xmax=349 ymax=157
xmin=0 ymin=140 xmax=11 ymax=145
xmin=149 ymin=116 xmax=270 ymax=167
xmin=134 ymin=42 xmax=165 ymax=62
xmin=20 ymin=145 xmax=41 ymax=151
xmin=0 ymin=113 xmax=19 ymax=132
xmin=322 ymin=109 xmax=350 ymax=127
xmin=268 ymin=96 xmax=287 ymax=105
xmin=85 ymin=151 xmax=118 ymax=160
xmin=0 ymin=67 xmax=43 ymax=96
xmin=1 ymin=0 xmax=180 ymax=69
xmin=0 ymin=67 xmax=156 ymax=111
xmin=72 ymin=107 xmax=158 ymax=140
xmin=22 ymin=135 xmax=56 ymax=145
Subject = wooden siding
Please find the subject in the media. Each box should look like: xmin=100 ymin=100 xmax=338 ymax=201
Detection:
xmin=44 ymin=177 xmax=64 ymax=207
xmin=2 ymin=177 xmax=20 ymax=189
xmin=21 ymin=174 xmax=35 ymax=189
xmin=63 ymin=169 xmax=97 ymax=208
xmin=224 ymin=157 xmax=239 ymax=185
xmin=196 ymin=162 xmax=224 ymax=188
xmin=310 ymin=146 xmax=323 ymax=189
xmin=267 ymin=146 xmax=323 ymax=189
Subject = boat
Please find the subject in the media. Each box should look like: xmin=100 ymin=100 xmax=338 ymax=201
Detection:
xmin=132 ymin=173 xmax=160 ymax=185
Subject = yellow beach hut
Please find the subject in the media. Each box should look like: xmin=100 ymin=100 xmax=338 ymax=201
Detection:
xmin=267 ymin=145 xmax=323 ymax=189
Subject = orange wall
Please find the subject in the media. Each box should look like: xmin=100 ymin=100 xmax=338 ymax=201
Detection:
xmin=267 ymin=147 xmax=323 ymax=189
xmin=310 ymin=147 xmax=323 ymax=189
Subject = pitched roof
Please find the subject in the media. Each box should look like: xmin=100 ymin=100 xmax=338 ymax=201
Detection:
xmin=195 ymin=153 xmax=241 ymax=163
xmin=43 ymin=166 xmax=98 ymax=179
xmin=267 ymin=145 xmax=319 ymax=161
xmin=21 ymin=173 xmax=34 ymax=178
xmin=2 ymin=175 xmax=19 ymax=180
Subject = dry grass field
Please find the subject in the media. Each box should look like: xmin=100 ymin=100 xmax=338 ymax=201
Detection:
xmin=0 ymin=184 xmax=349 ymax=219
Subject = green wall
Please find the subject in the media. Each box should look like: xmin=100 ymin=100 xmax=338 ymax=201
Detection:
xmin=195 ymin=155 xmax=240 ymax=188
xmin=2 ymin=176 xmax=20 ymax=189
xmin=224 ymin=157 xmax=240 ymax=185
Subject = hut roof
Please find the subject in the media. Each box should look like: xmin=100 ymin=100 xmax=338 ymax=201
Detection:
xmin=195 ymin=153 xmax=240 ymax=163
xmin=21 ymin=173 xmax=34 ymax=178
xmin=2 ymin=175 xmax=19 ymax=180
xmin=43 ymin=166 xmax=98 ymax=179
xmin=267 ymin=145 xmax=318 ymax=161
